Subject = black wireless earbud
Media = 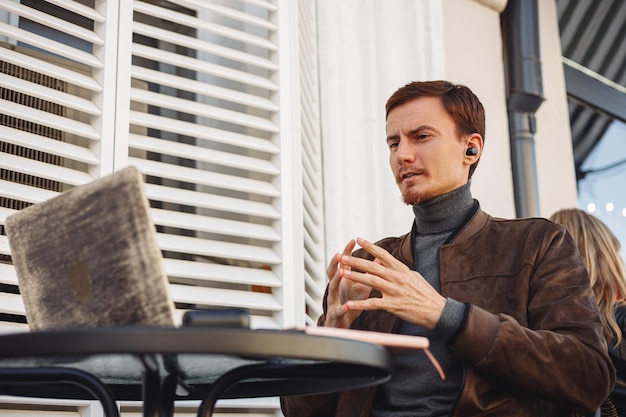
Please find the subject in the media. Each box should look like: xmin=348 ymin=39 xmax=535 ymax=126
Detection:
xmin=466 ymin=147 xmax=478 ymax=156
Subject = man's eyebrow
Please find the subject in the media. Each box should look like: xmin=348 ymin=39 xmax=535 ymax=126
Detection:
xmin=386 ymin=125 xmax=438 ymax=142
xmin=409 ymin=125 xmax=438 ymax=135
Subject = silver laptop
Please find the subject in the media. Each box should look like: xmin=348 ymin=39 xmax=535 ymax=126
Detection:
xmin=5 ymin=166 xmax=176 ymax=331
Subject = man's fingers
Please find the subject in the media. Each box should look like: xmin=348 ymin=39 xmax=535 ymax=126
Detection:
xmin=345 ymin=296 xmax=383 ymax=312
xmin=357 ymin=237 xmax=395 ymax=261
xmin=354 ymin=238 xmax=409 ymax=272
xmin=328 ymin=240 xmax=357 ymax=279
xmin=340 ymin=239 xmax=356 ymax=271
xmin=341 ymin=256 xmax=385 ymax=276
xmin=328 ymin=266 xmax=344 ymax=298
xmin=343 ymin=269 xmax=393 ymax=293
xmin=327 ymin=252 xmax=341 ymax=280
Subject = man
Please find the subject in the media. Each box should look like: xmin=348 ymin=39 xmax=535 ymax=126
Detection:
xmin=281 ymin=80 xmax=614 ymax=417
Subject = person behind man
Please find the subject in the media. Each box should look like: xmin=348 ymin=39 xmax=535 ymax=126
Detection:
xmin=550 ymin=208 xmax=626 ymax=416
xmin=281 ymin=80 xmax=614 ymax=417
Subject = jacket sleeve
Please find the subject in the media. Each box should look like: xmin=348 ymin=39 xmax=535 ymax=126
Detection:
xmin=451 ymin=227 xmax=615 ymax=412
xmin=280 ymin=392 xmax=338 ymax=417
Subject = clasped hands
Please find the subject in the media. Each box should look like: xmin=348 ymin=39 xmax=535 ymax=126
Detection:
xmin=325 ymin=237 xmax=447 ymax=330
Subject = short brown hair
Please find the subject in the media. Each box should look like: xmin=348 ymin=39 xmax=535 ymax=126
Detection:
xmin=385 ymin=80 xmax=486 ymax=178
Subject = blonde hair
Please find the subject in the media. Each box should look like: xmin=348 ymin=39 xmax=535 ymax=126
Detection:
xmin=550 ymin=208 xmax=626 ymax=347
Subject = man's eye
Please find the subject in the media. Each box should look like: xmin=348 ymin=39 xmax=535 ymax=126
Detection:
xmin=389 ymin=142 xmax=399 ymax=149
xmin=417 ymin=134 xmax=430 ymax=140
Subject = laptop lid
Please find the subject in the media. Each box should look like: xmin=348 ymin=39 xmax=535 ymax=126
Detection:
xmin=5 ymin=166 xmax=176 ymax=331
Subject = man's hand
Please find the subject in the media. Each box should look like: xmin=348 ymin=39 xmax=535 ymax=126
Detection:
xmin=340 ymin=237 xmax=447 ymax=329
xmin=324 ymin=239 xmax=372 ymax=328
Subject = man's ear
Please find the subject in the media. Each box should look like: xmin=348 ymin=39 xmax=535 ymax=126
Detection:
xmin=466 ymin=133 xmax=483 ymax=158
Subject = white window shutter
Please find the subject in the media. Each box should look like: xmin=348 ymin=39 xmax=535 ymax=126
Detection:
xmin=298 ymin=0 xmax=326 ymax=326
xmin=0 ymin=2 xmax=326 ymax=417
xmin=0 ymin=0 xmax=327 ymax=358
xmin=0 ymin=0 xmax=120 ymax=329
xmin=121 ymin=0 xmax=296 ymax=330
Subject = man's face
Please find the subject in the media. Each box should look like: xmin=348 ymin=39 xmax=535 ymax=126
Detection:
xmin=386 ymin=96 xmax=472 ymax=205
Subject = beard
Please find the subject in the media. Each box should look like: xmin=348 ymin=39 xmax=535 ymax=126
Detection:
xmin=401 ymin=191 xmax=434 ymax=206
xmin=395 ymin=168 xmax=432 ymax=205
xmin=398 ymin=182 xmax=436 ymax=206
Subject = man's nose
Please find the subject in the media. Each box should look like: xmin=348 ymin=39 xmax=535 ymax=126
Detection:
xmin=396 ymin=140 xmax=415 ymax=163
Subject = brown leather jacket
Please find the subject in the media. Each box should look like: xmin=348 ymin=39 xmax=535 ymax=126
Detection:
xmin=281 ymin=208 xmax=615 ymax=417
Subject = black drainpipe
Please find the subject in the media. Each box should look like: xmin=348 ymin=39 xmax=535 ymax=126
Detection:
xmin=501 ymin=0 xmax=545 ymax=218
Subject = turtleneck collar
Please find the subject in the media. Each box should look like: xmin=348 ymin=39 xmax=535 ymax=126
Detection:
xmin=412 ymin=182 xmax=475 ymax=234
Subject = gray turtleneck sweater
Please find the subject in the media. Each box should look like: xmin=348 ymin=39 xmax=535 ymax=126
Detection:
xmin=370 ymin=183 xmax=476 ymax=417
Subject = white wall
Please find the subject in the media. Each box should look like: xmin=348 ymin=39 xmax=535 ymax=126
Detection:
xmin=534 ymin=0 xmax=578 ymax=217
xmin=442 ymin=0 xmax=577 ymax=219
xmin=442 ymin=0 xmax=515 ymax=218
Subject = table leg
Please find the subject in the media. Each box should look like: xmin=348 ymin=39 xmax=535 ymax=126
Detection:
xmin=160 ymin=373 xmax=179 ymax=417
xmin=139 ymin=354 xmax=162 ymax=417
xmin=138 ymin=354 xmax=194 ymax=417
xmin=196 ymin=364 xmax=279 ymax=417
xmin=161 ymin=353 xmax=191 ymax=417
xmin=0 ymin=367 xmax=120 ymax=417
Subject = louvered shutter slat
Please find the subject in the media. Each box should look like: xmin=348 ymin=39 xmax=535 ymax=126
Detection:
xmin=0 ymin=0 xmax=103 ymax=45
xmin=131 ymin=66 xmax=278 ymax=111
xmin=129 ymin=111 xmax=278 ymax=153
xmin=129 ymin=135 xmax=278 ymax=175
xmin=150 ymin=208 xmax=280 ymax=242
xmin=303 ymin=226 xmax=322 ymax=258
xmin=0 ymin=322 xmax=28 ymax=334
xmin=0 ymin=22 xmax=102 ymax=68
xmin=303 ymin=192 xmax=322 ymax=233
xmin=0 ymin=292 xmax=25 ymax=316
xmin=130 ymin=89 xmax=278 ymax=133
xmin=0 ymin=47 xmax=101 ymax=91
xmin=2 ymin=154 xmax=93 ymax=186
xmin=302 ymin=176 xmax=319 ymax=210
xmin=0 ymin=126 xmax=100 ymax=165
xmin=0 ymin=207 xmax=16 ymax=227
xmin=157 ymin=234 xmax=280 ymax=265
xmin=0 ymin=263 xmax=18 ymax=286
xmin=130 ymin=158 xmax=279 ymax=197
xmin=304 ymin=271 xmax=324 ymax=300
xmin=0 ymin=180 xmax=59 ymax=205
xmin=44 ymin=0 xmax=105 ymax=22
xmin=134 ymin=1 xmax=277 ymax=50
xmin=304 ymin=292 xmax=322 ymax=316
xmin=0 ymin=73 xmax=101 ymax=116
xmin=132 ymin=44 xmax=278 ymax=91
xmin=0 ymin=99 xmax=100 ymax=140
xmin=0 ymin=233 xmax=11 ymax=257
xmin=176 ymin=0 xmax=278 ymax=30
xmin=144 ymin=184 xmax=279 ymax=219
xmin=132 ymin=22 xmax=277 ymax=71
xmin=169 ymin=284 xmax=282 ymax=312
xmin=238 ymin=0 xmax=278 ymax=10
xmin=162 ymin=259 xmax=280 ymax=287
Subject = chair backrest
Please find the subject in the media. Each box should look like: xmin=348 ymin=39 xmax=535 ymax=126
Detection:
xmin=5 ymin=166 xmax=176 ymax=331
